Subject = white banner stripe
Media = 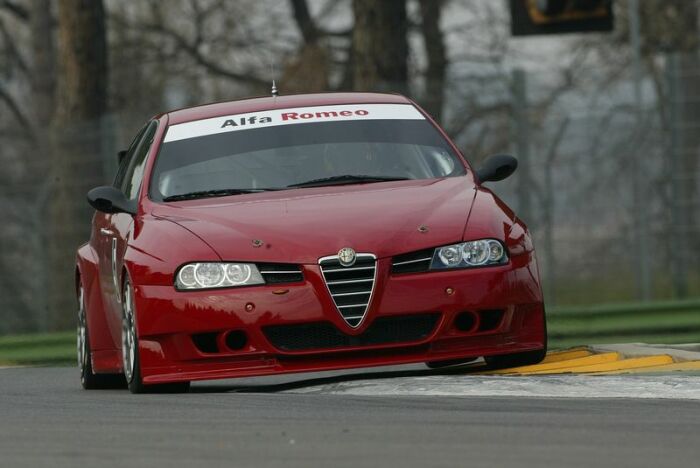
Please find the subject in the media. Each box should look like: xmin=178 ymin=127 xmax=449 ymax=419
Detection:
xmin=164 ymin=104 xmax=425 ymax=143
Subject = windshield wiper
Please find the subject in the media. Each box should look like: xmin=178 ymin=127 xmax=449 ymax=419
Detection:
xmin=288 ymin=174 xmax=410 ymax=188
xmin=163 ymin=188 xmax=281 ymax=202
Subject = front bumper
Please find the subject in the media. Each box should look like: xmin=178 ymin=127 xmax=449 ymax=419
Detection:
xmin=133 ymin=255 xmax=545 ymax=384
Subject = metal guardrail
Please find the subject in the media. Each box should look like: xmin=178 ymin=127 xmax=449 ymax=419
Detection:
xmin=548 ymin=299 xmax=700 ymax=349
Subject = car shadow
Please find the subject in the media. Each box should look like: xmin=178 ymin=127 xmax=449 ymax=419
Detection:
xmin=189 ymin=362 xmax=488 ymax=394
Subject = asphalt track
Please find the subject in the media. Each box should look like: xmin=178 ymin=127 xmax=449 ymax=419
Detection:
xmin=1 ymin=366 xmax=699 ymax=468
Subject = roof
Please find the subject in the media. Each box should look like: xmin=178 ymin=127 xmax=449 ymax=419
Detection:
xmin=165 ymin=92 xmax=412 ymax=125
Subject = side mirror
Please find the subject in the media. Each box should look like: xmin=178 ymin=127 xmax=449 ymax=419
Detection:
xmin=117 ymin=150 xmax=128 ymax=165
xmin=87 ymin=186 xmax=136 ymax=215
xmin=476 ymin=154 xmax=518 ymax=183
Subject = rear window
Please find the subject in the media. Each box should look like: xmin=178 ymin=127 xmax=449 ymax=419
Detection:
xmin=150 ymin=104 xmax=466 ymax=201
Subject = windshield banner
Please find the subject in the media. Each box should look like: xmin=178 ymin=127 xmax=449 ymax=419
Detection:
xmin=163 ymin=104 xmax=426 ymax=143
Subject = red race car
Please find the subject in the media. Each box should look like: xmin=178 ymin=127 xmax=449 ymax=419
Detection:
xmin=76 ymin=92 xmax=546 ymax=393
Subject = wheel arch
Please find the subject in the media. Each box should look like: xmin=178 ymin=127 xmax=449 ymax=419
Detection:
xmin=75 ymin=243 xmax=114 ymax=359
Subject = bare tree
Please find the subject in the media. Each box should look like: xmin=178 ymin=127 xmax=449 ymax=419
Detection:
xmin=351 ymin=0 xmax=408 ymax=94
xmin=0 ymin=5 xmax=31 ymax=133
xmin=108 ymin=0 xmax=276 ymax=96
xmin=418 ymin=0 xmax=447 ymax=122
xmin=283 ymin=0 xmax=330 ymax=92
xmin=30 ymin=0 xmax=55 ymax=127
xmin=48 ymin=0 xmax=108 ymax=329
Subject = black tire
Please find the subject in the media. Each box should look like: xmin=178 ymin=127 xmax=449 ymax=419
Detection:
xmin=80 ymin=334 xmax=126 ymax=390
xmin=122 ymin=279 xmax=190 ymax=394
xmin=78 ymin=283 xmax=125 ymax=390
xmin=425 ymin=357 xmax=477 ymax=369
xmin=486 ymin=309 xmax=548 ymax=370
xmin=484 ymin=348 xmax=547 ymax=370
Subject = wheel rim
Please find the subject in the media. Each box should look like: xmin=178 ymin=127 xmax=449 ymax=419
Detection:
xmin=121 ymin=282 xmax=136 ymax=383
xmin=77 ymin=286 xmax=88 ymax=375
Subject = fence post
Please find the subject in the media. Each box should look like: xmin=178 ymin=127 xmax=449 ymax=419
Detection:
xmin=511 ymin=68 xmax=533 ymax=227
xmin=629 ymin=0 xmax=653 ymax=301
xmin=542 ymin=118 xmax=570 ymax=307
xmin=666 ymin=53 xmax=689 ymax=298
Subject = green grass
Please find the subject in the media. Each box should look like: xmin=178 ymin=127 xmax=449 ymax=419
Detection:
xmin=0 ymin=331 xmax=75 ymax=366
xmin=1 ymin=299 xmax=699 ymax=365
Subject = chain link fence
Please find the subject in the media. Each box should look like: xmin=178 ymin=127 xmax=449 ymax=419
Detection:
xmin=494 ymin=53 xmax=700 ymax=306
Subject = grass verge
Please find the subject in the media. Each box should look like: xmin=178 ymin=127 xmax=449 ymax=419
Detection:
xmin=0 ymin=331 xmax=75 ymax=366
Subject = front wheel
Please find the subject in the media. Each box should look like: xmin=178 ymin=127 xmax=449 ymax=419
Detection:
xmin=122 ymin=279 xmax=189 ymax=394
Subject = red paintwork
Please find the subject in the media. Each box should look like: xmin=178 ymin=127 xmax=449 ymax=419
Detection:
xmin=76 ymin=92 xmax=546 ymax=383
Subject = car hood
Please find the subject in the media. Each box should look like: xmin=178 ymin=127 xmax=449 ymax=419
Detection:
xmin=150 ymin=177 xmax=476 ymax=264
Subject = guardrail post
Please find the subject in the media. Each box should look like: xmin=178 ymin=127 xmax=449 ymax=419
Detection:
xmin=511 ymin=68 xmax=533 ymax=227
xmin=666 ymin=53 xmax=689 ymax=298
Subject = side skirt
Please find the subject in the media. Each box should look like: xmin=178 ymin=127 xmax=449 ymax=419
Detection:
xmin=91 ymin=349 xmax=122 ymax=374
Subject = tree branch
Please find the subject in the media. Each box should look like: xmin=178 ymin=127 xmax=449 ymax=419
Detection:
xmin=419 ymin=0 xmax=447 ymax=121
xmin=109 ymin=13 xmax=268 ymax=87
xmin=0 ymin=0 xmax=29 ymax=21
xmin=289 ymin=0 xmax=318 ymax=44
xmin=0 ymin=18 xmax=29 ymax=74
xmin=0 ymin=83 xmax=34 ymax=137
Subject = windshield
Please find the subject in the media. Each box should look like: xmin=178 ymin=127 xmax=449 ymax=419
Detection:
xmin=150 ymin=104 xmax=466 ymax=201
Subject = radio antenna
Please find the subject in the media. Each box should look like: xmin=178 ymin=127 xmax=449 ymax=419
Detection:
xmin=270 ymin=62 xmax=279 ymax=97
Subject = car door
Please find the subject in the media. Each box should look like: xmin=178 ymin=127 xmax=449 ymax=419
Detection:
xmin=99 ymin=122 xmax=155 ymax=348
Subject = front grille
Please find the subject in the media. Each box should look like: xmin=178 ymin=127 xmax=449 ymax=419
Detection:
xmin=319 ymin=254 xmax=376 ymax=327
xmin=257 ymin=263 xmax=304 ymax=284
xmin=391 ymin=248 xmax=434 ymax=274
xmin=263 ymin=313 xmax=440 ymax=351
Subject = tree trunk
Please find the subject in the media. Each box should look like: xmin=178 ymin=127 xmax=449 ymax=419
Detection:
xmin=289 ymin=0 xmax=318 ymax=44
xmin=419 ymin=0 xmax=447 ymax=122
xmin=29 ymin=0 xmax=56 ymax=331
xmin=30 ymin=0 xmax=55 ymax=127
xmin=351 ymin=0 xmax=408 ymax=95
xmin=284 ymin=0 xmax=330 ymax=93
xmin=48 ymin=0 xmax=107 ymax=329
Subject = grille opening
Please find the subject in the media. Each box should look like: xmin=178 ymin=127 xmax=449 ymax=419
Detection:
xmin=477 ymin=309 xmax=505 ymax=332
xmin=224 ymin=330 xmax=248 ymax=351
xmin=320 ymin=254 xmax=376 ymax=327
xmin=192 ymin=332 xmax=219 ymax=354
xmin=321 ymin=268 xmax=373 ymax=281
xmin=263 ymin=313 xmax=440 ymax=352
xmin=391 ymin=248 xmax=434 ymax=274
xmin=454 ymin=311 xmax=477 ymax=332
xmin=257 ymin=263 xmax=304 ymax=284
xmin=277 ymin=344 xmax=431 ymax=363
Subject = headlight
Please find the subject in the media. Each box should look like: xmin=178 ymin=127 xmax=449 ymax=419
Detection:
xmin=430 ymin=239 xmax=507 ymax=270
xmin=175 ymin=262 xmax=264 ymax=290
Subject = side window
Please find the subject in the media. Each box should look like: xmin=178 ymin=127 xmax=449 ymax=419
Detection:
xmin=113 ymin=124 xmax=148 ymax=189
xmin=122 ymin=121 xmax=158 ymax=200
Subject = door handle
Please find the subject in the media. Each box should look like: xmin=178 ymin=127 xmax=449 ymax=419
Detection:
xmin=100 ymin=228 xmax=114 ymax=236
